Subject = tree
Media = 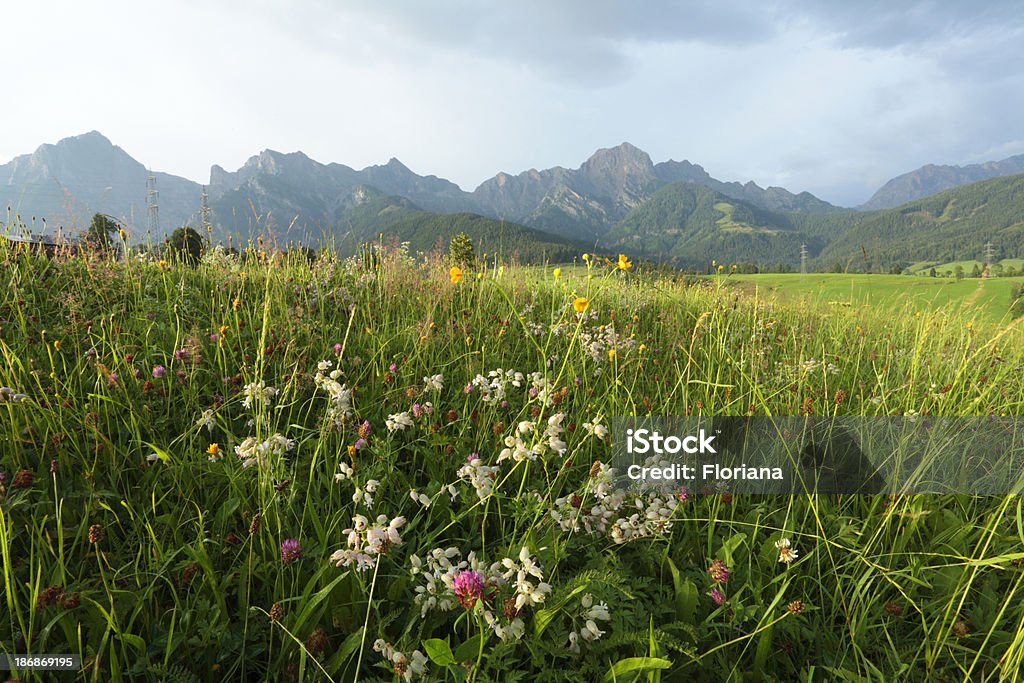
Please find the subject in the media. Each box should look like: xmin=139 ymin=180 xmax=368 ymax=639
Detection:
xmin=168 ymin=227 xmax=204 ymax=265
xmin=970 ymin=263 xmax=982 ymax=278
xmin=448 ymin=232 xmax=476 ymax=269
xmin=1011 ymin=283 xmax=1024 ymax=319
xmin=928 ymin=267 xmax=937 ymax=278
xmin=86 ymin=213 xmax=120 ymax=251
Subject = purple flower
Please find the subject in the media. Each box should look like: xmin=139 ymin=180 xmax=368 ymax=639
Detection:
xmin=451 ymin=570 xmax=486 ymax=609
xmin=280 ymin=538 xmax=302 ymax=565
xmin=708 ymin=560 xmax=731 ymax=584
xmin=333 ymin=343 xmax=342 ymax=356
xmin=675 ymin=486 xmax=690 ymax=502
xmin=412 ymin=403 xmax=424 ymax=418
xmin=209 ymin=333 xmax=219 ymax=343
xmin=500 ymin=400 xmax=509 ymax=409
xmin=354 ymin=438 xmax=367 ymax=450
xmin=85 ymin=348 xmax=97 ymax=360
xmin=467 ymin=452 xmax=480 ymax=462
xmin=389 ymin=363 xmax=398 ymax=373
xmin=173 ymin=349 xmax=188 ymax=361
xmin=152 ymin=366 xmax=167 ymax=379
xmin=708 ymin=587 xmax=726 ymax=606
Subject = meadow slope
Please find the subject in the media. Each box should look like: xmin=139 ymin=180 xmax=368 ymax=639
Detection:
xmin=1 ymin=243 xmax=1024 ymax=681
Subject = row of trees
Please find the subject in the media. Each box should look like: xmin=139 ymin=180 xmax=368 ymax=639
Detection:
xmin=85 ymin=213 xmax=204 ymax=264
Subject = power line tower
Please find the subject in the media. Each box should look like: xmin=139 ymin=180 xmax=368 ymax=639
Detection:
xmin=983 ymin=241 xmax=995 ymax=278
xmin=200 ymin=186 xmax=212 ymax=240
xmin=800 ymin=243 xmax=808 ymax=275
xmin=146 ymin=172 xmax=160 ymax=236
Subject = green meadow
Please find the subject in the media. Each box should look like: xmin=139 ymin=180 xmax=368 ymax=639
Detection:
xmin=728 ymin=272 xmax=1024 ymax=328
xmin=2 ymin=240 xmax=1024 ymax=681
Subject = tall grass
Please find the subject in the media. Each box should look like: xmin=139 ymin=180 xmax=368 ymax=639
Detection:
xmin=1 ymin=238 xmax=1023 ymax=681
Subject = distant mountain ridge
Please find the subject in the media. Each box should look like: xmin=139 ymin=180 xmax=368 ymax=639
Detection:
xmin=3 ymin=131 xmax=1024 ymax=269
xmin=860 ymin=153 xmax=1024 ymax=210
xmin=0 ymin=133 xmax=838 ymax=243
xmin=0 ymin=131 xmax=201 ymax=232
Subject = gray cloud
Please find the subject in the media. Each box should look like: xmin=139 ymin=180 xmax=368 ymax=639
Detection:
xmin=3 ymin=1 xmax=1024 ymax=207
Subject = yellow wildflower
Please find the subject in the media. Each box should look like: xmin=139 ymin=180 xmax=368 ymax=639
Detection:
xmin=617 ymin=254 xmax=633 ymax=270
xmin=450 ymin=266 xmax=463 ymax=284
xmin=573 ymin=297 xmax=589 ymax=314
xmin=553 ymin=268 xmax=562 ymax=279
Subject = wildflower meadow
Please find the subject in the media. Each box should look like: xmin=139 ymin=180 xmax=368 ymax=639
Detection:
xmin=2 ymin=238 xmax=1024 ymax=681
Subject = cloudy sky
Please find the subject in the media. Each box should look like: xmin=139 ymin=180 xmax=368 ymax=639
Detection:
xmin=4 ymin=1 xmax=1024 ymax=206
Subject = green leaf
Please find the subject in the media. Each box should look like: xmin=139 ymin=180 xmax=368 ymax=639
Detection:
xmin=603 ymin=657 xmax=672 ymax=682
xmin=666 ymin=558 xmax=697 ymax=624
xmin=534 ymin=583 xmax=588 ymax=638
xmin=422 ymin=638 xmax=455 ymax=667
xmin=453 ymin=633 xmax=484 ymax=663
xmin=120 ymin=633 xmax=146 ymax=652
xmin=719 ymin=532 xmax=748 ymax=565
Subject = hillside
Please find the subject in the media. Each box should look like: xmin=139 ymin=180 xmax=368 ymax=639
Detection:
xmin=818 ymin=173 xmax=1024 ymax=269
xmin=862 ymin=153 xmax=1024 ymax=210
xmin=602 ymin=182 xmax=847 ymax=267
xmin=333 ymin=186 xmax=585 ymax=262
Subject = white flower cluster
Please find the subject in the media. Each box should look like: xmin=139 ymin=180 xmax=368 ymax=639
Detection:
xmin=581 ymin=418 xmax=609 ymax=441
xmin=456 ymin=457 xmax=500 ymax=500
xmin=313 ymin=360 xmax=352 ymax=429
xmin=352 ymin=479 xmax=380 ymax=508
xmin=551 ymin=462 xmax=621 ymax=535
xmin=373 ymin=640 xmax=427 ymax=682
xmin=335 ymin=460 xmax=354 ymax=481
xmin=500 ymin=547 xmax=552 ymax=611
xmin=551 ymin=460 xmax=683 ymax=544
xmin=527 ymin=372 xmax=557 ymax=406
xmin=470 ymin=368 xmax=525 ymax=403
xmin=422 ymin=373 xmax=444 ymax=392
xmin=197 ymin=408 xmax=216 ymax=433
xmin=578 ymin=324 xmax=637 ymax=364
xmin=498 ymin=413 xmax=568 ymax=463
xmin=407 ymin=546 xmax=548 ymax=643
xmin=567 ymin=593 xmax=612 ymax=653
xmin=777 ymin=358 xmax=841 ymax=381
xmin=241 ymin=380 xmax=279 ymax=410
xmin=386 ymin=411 xmax=414 ymax=432
xmin=233 ymin=434 xmax=295 ymax=468
xmin=607 ymin=493 xmax=680 ymax=544
xmin=0 ymin=387 xmax=29 ymax=403
xmin=409 ymin=547 xmax=471 ymax=616
xmin=330 ymin=514 xmax=406 ymax=572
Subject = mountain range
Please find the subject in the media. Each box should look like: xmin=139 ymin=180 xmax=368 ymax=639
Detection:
xmin=2 ymin=131 xmax=1023 ymax=268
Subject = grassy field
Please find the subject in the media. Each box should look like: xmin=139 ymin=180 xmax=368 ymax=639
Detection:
xmin=728 ymin=272 xmax=1024 ymax=327
xmin=905 ymin=259 xmax=1024 ymax=276
xmin=2 ymin=242 xmax=1024 ymax=681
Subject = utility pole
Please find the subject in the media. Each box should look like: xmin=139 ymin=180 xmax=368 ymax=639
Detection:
xmin=800 ymin=243 xmax=808 ymax=275
xmin=146 ymin=172 xmax=160 ymax=236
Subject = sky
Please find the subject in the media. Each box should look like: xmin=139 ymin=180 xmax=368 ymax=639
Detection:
xmin=3 ymin=0 xmax=1024 ymax=207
